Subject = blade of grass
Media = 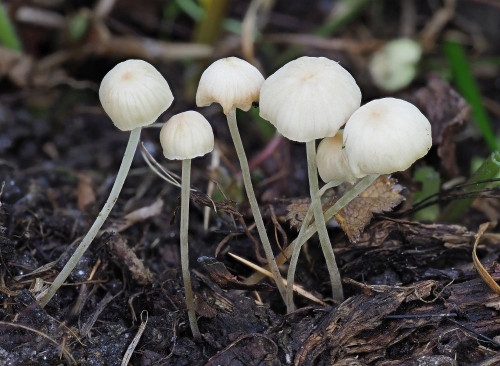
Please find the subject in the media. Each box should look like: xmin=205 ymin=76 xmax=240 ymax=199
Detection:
xmin=443 ymin=39 xmax=498 ymax=151
xmin=439 ymin=151 xmax=500 ymax=222
xmin=0 ymin=3 xmax=22 ymax=51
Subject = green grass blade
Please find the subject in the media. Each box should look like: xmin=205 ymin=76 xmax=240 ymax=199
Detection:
xmin=0 ymin=2 xmax=21 ymax=51
xmin=443 ymin=39 xmax=498 ymax=151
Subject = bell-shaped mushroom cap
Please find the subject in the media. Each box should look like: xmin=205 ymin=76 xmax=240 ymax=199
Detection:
xmin=99 ymin=59 xmax=174 ymax=131
xmin=259 ymin=56 xmax=361 ymax=143
xmin=160 ymin=111 xmax=214 ymax=160
xmin=196 ymin=57 xmax=265 ymax=115
xmin=343 ymin=98 xmax=432 ymax=178
xmin=317 ymin=131 xmax=358 ymax=184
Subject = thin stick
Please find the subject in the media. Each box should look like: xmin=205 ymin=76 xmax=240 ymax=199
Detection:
xmin=180 ymin=159 xmax=201 ymax=339
xmin=228 ymin=253 xmax=328 ymax=306
xmin=305 ymin=141 xmax=344 ymax=305
xmin=40 ymin=127 xmax=142 ymax=307
xmin=121 ymin=310 xmax=148 ymax=366
xmin=226 ymin=109 xmax=287 ymax=302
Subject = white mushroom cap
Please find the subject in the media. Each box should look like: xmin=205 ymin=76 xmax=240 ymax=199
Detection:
xmin=259 ymin=56 xmax=361 ymax=143
xmin=99 ymin=59 xmax=174 ymax=131
xmin=369 ymin=38 xmax=422 ymax=92
xmin=343 ymin=98 xmax=432 ymax=178
xmin=160 ymin=111 xmax=214 ymax=160
xmin=196 ymin=57 xmax=264 ymax=115
xmin=316 ymin=131 xmax=358 ymax=184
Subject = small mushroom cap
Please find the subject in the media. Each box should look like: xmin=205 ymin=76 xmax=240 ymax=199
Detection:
xmin=369 ymin=38 xmax=422 ymax=92
xmin=196 ymin=57 xmax=264 ymax=115
xmin=316 ymin=131 xmax=358 ymax=184
xmin=160 ymin=111 xmax=214 ymax=160
xmin=99 ymin=59 xmax=174 ymax=131
xmin=343 ymin=98 xmax=432 ymax=178
xmin=259 ymin=56 xmax=361 ymax=143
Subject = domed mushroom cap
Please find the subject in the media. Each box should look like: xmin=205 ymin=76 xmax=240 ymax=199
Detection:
xmin=259 ymin=56 xmax=361 ymax=143
xmin=196 ymin=57 xmax=264 ymax=115
xmin=160 ymin=111 xmax=214 ymax=160
xmin=99 ymin=59 xmax=174 ymax=131
xmin=317 ymin=131 xmax=358 ymax=184
xmin=343 ymin=98 xmax=432 ymax=178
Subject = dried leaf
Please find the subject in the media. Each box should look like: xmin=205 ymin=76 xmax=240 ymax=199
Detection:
xmin=107 ymin=199 xmax=164 ymax=233
xmin=286 ymin=198 xmax=311 ymax=229
xmin=472 ymin=223 xmax=500 ymax=295
xmin=335 ymin=176 xmax=405 ymax=242
xmin=76 ymin=172 xmax=96 ymax=211
xmin=285 ymin=176 xmax=405 ymax=243
xmin=407 ymin=75 xmax=470 ymax=177
xmin=197 ymin=256 xmax=273 ymax=291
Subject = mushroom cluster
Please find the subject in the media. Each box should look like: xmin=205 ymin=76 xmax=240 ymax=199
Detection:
xmin=41 ymin=54 xmax=432 ymax=336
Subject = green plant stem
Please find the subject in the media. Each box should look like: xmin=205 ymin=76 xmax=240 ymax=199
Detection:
xmin=180 ymin=159 xmax=201 ymax=339
xmin=286 ymin=179 xmax=342 ymax=312
xmin=306 ymin=141 xmax=344 ymax=305
xmin=39 ymin=127 xmax=142 ymax=308
xmin=226 ymin=109 xmax=287 ymax=302
xmin=245 ymin=174 xmax=379 ymax=286
xmin=439 ymin=151 xmax=500 ymax=222
xmin=0 ymin=3 xmax=21 ymax=51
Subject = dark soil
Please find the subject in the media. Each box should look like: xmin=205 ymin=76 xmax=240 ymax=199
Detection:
xmin=1 ymin=1 xmax=500 ymax=365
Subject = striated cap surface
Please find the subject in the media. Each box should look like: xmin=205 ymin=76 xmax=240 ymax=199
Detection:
xmin=99 ymin=59 xmax=174 ymax=131
xmin=259 ymin=56 xmax=361 ymax=143
xmin=196 ymin=57 xmax=264 ymax=115
xmin=343 ymin=98 xmax=432 ymax=177
xmin=160 ymin=111 xmax=214 ymax=160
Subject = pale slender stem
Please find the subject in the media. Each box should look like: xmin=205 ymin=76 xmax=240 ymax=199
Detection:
xmin=306 ymin=141 xmax=344 ymax=304
xmin=245 ymin=174 xmax=379 ymax=286
xmin=286 ymin=180 xmax=342 ymax=312
xmin=40 ymin=127 xmax=142 ymax=308
xmin=226 ymin=109 xmax=287 ymax=301
xmin=180 ymin=159 xmax=201 ymax=339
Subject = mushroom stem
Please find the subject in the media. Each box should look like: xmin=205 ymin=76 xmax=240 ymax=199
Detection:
xmin=246 ymin=174 xmax=380 ymax=286
xmin=39 ymin=127 xmax=142 ymax=308
xmin=305 ymin=140 xmax=344 ymax=304
xmin=226 ymin=109 xmax=287 ymax=301
xmin=286 ymin=179 xmax=342 ymax=312
xmin=180 ymin=159 xmax=201 ymax=339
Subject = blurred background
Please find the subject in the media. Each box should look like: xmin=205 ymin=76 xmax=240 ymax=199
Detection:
xmin=1 ymin=0 xmax=499 ymax=180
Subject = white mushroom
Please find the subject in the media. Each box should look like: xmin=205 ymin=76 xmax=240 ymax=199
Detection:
xmin=260 ymin=56 xmax=361 ymax=311
xmin=100 ymin=59 xmax=174 ymax=131
xmin=316 ymin=130 xmax=357 ymax=184
xmin=40 ymin=59 xmax=173 ymax=308
xmin=196 ymin=57 xmax=288 ymax=302
xmin=343 ymin=97 xmax=432 ymax=177
xmin=160 ymin=111 xmax=214 ymax=339
xmin=196 ymin=57 xmax=264 ymax=115
xmin=260 ymin=56 xmax=361 ymax=143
